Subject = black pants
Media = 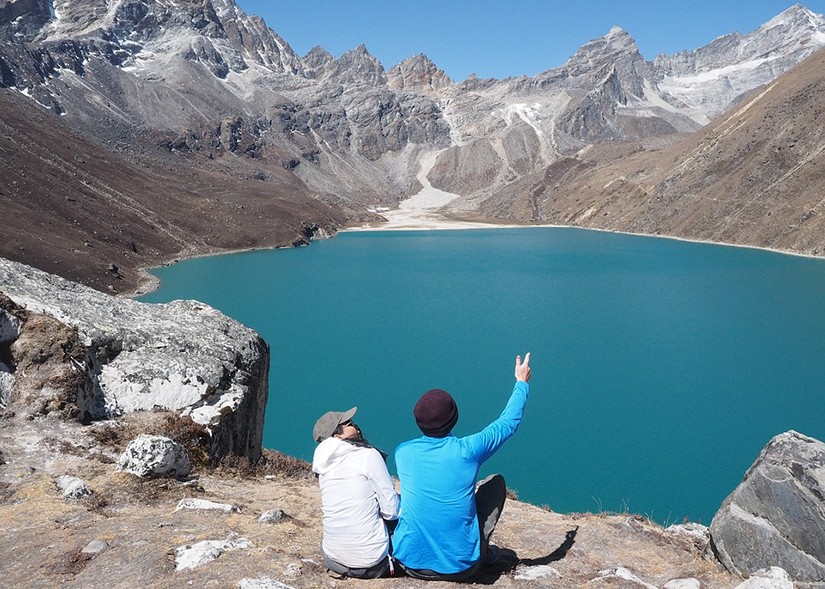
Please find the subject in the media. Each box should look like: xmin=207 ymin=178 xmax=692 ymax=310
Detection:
xmin=323 ymin=552 xmax=393 ymax=579
xmin=323 ymin=518 xmax=399 ymax=579
xmin=402 ymin=473 xmax=507 ymax=582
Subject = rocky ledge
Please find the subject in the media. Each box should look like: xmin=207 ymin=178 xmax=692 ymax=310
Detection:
xmin=0 ymin=256 xmax=269 ymax=462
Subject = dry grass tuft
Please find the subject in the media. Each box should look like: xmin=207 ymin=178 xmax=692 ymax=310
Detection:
xmin=216 ymin=449 xmax=313 ymax=481
xmin=87 ymin=420 xmax=143 ymax=450
xmin=53 ymin=549 xmax=94 ymax=576
xmin=99 ymin=471 xmax=199 ymax=507
xmin=88 ymin=412 xmax=211 ymax=469
xmin=152 ymin=413 xmax=211 ymax=469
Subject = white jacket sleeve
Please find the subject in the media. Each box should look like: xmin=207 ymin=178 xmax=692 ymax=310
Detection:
xmin=364 ymin=449 xmax=400 ymax=520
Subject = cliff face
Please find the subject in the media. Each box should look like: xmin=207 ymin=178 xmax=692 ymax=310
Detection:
xmin=0 ymin=256 xmax=268 ymax=462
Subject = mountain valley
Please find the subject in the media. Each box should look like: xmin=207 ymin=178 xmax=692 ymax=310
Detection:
xmin=1 ymin=0 xmax=825 ymax=290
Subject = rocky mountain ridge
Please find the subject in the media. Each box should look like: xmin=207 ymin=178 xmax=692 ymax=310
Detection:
xmin=2 ymin=1 xmax=825 ymax=290
xmin=461 ymin=46 xmax=825 ymax=257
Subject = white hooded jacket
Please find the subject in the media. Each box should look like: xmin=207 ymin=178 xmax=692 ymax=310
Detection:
xmin=312 ymin=437 xmax=400 ymax=568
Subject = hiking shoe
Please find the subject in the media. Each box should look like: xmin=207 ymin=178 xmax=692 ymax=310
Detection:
xmin=483 ymin=544 xmax=501 ymax=566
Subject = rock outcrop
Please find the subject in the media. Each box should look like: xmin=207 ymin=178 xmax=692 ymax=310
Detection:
xmin=0 ymin=256 xmax=269 ymax=462
xmin=710 ymin=430 xmax=825 ymax=584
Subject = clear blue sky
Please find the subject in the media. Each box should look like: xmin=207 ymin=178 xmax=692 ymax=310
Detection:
xmin=236 ymin=1 xmax=825 ymax=81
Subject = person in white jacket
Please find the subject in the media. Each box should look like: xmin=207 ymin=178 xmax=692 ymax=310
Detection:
xmin=312 ymin=406 xmax=400 ymax=579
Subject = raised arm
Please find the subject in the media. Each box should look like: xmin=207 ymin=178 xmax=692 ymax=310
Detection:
xmin=464 ymin=353 xmax=533 ymax=461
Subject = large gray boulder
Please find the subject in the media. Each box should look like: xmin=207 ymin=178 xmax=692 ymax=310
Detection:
xmin=0 ymin=257 xmax=269 ymax=462
xmin=709 ymin=431 xmax=825 ymax=585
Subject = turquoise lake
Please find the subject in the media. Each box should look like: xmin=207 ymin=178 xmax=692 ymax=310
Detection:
xmin=139 ymin=227 xmax=825 ymax=525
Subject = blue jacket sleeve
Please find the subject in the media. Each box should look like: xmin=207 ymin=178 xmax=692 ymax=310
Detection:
xmin=462 ymin=380 xmax=529 ymax=463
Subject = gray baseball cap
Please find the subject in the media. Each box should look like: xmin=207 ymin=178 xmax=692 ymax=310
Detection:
xmin=313 ymin=407 xmax=357 ymax=442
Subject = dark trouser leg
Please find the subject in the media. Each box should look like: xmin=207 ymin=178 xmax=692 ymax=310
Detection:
xmin=475 ymin=473 xmax=506 ymax=561
xmin=323 ymin=550 xmax=390 ymax=579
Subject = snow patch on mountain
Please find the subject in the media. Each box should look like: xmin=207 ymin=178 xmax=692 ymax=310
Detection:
xmin=658 ymin=56 xmax=783 ymax=123
xmin=503 ymin=103 xmax=544 ymax=137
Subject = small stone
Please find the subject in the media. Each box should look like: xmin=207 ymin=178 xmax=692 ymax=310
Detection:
xmin=175 ymin=498 xmax=239 ymax=513
xmin=239 ymin=578 xmax=295 ymax=589
xmin=0 ymin=372 xmax=14 ymax=407
xmin=258 ymin=509 xmax=288 ymax=524
xmin=664 ymin=578 xmax=701 ymax=589
xmin=55 ymin=475 xmax=92 ymax=500
xmin=732 ymin=566 xmax=793 ymax=589
xmin=592 ymin=567 xmax=658 ymax=589
xmin=81 ymin=540 xmax=109 ymax=555
xmin=666 ymin=522 xmax=709 ymax=542
xmin=514 ymin=564 xmax=561 ymax=580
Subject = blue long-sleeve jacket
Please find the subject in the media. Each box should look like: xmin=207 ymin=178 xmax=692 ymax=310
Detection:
xmin=392 ymin=380 xmax=529 ymax=574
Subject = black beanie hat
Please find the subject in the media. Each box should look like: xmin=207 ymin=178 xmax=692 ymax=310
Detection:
xmin=414 ymin=388 xmax=458 ymax=437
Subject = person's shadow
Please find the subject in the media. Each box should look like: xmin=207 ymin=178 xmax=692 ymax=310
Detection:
xmin=469 ymin=526 xmax=579 ymax=585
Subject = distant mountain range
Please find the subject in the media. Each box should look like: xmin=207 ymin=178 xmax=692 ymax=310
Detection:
xmin=2 ymin=0 xmax=824 ymax=291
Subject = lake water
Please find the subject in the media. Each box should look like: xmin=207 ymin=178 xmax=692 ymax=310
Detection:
xmin=139 ymin=227 xmax=825 ymax=525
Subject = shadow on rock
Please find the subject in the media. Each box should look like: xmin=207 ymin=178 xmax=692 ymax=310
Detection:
xmin=470 ymin=526 xmax=579 ymax=584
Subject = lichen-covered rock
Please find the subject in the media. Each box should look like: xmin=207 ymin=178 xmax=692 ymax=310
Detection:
xmin=710 ymin=431 xmax=825 ymax=584
xmin=117 ymin=434 xmax=191 ymax=478
xmin=666 ymin=522 xmax=711 ymax=551
xmin=0 ymin=257 xmax=269 ymax=462
xmin=0 ymin=304 xmax=21 ymax=343
xmin=0 ymin=298 xmax=22 ymax=407
xmin=0 ymin=372 xmax=12 ymax=407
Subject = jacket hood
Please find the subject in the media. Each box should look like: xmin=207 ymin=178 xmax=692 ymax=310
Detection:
xmin=312 ymin=437 xmax=364 ymax=476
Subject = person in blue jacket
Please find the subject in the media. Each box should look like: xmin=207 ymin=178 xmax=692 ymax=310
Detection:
xmin=392 ymin=353 xmax=532 ymax=581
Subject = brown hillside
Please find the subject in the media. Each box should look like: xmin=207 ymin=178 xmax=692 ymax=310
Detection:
xmin=474 ymin=48 xmax=825 ymax=257
xmin=0 ymin=89 xmax=348 ymax=293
